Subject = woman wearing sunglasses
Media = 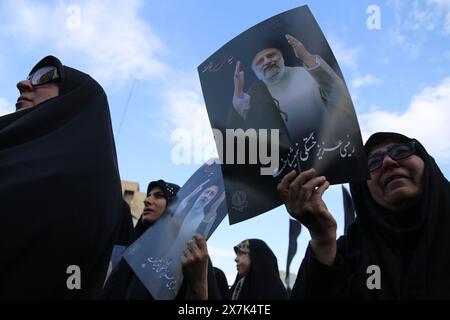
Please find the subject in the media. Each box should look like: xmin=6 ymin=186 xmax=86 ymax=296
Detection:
xmin=230 ymin=239 xmax=288 ymax=300
xmin=16 ymin=65 xmax=60 ymax=111
xmin=278 ymin=131 xmax=450 ymax=299
xmin=0 ymin=56 xmax=133 ymax=299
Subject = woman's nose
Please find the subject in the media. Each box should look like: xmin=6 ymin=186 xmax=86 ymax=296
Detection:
xmin=381 ymin=154 xmax=400 ymax=171
xmin=17 ymin=80 xmax=33 ymax=93
xmin=144 ymin=195 xmax=154 ymax=206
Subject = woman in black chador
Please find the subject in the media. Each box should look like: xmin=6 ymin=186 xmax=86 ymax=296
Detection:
xmin=230 ymin=239 xmax=288 ymax=300
xmin=0 ymin=55 xmax=133 ymax=299
xmin=278 ymin=132 xmax=450 ymax=299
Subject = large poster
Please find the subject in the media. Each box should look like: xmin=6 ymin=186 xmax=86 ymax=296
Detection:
xmin=123 ymin=160 xmax=227 ymax=300
xmin=198 ymin=5 xmax=368 ymax=224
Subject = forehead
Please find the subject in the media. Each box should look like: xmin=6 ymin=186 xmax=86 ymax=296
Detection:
xmin=367 ymin=140 xmax=402 ymax=156
xmin=253 ymin=48 xmax=281 ymax=64
xmin=234 ymin=240 xmax=250 ymax=253
xmin=148 ymin=186 xmax=163 ymax=194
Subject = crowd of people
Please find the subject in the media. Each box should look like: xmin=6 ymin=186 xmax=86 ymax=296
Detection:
xmin=1 ymin=54 xmax=448 ymax=300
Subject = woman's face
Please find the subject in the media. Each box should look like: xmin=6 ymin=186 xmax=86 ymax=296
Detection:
xmin=198 ymin=185 xmax=219 ymax=206
xmin=16 ymin=80 xmax=59 ymax=111
xmin=367 ymin=142 xmax=424 ymax=211
xmin=234 ymin=240 xmax=251 ymax=277
xmin=141 ymin=186 xmax=167 ymax=227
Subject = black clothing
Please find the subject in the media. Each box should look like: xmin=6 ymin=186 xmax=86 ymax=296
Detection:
xmin=146 ymin=180 xmax=180 ymax=201
xmin=214 ymin=267 xmax=230 ymax=300
xmin=224 ymin=80 xmax=291 ymax=223
xmin=0 ymin=56 xmax=133 ymax=299
xmin=292 ymin=137 xmax=450 ymax=299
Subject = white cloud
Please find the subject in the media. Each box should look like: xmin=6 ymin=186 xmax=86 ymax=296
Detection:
xmin=0 ymin=0 xmax=169 ymax=85
xmin=359 ymin=77 xmax=450 ymax=163
xmin=0 ymin=97 xmax=14 ymax=116
xmin=327 ymin=36 xmax=362 ymax=71
xmin=445 ymin=11 xmax=450 ymax=33
xmin=388 ymin=0 xmax=405 ymax=10
xmin=429 ymin=0 xmax=450 ymax=34
xmin=388 ymin=0 xmax=450 ymax=36
xmin=387 ymin=28 xmax=421 ymax=58
xmin=162 ymin=74 xmax=218 ymax=164
xmin=207 ymin=244 xmax=237 ymax=284
xmin=208 ymin=245 xmax=235 ymax=258
xmin=351 ymin=74 xmax=381 ymax=88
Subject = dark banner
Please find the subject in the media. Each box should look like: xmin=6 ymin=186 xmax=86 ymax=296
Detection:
xmin=198 ymin=5 xmax=368 ymax=224
xmin=285 ymin=218 xmax=302 ymax=290
xmin=342 ymin=185 xmax=356 ymax=235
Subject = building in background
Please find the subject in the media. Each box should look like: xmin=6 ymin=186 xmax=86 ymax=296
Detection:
xmin=121 ymin=180 xmax=146 ymax=226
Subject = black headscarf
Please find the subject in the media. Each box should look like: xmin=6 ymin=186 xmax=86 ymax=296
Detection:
xmin=127 ymin=179 xmax=181 ymax=244
xmin=102 ymin=179 xmax=180 ymax=298
xmin=348 ymin=132 xmax=450 ymax=299
xmin=146 ymin=180 xmax=180 ymax=202
xmin=0 ymin=56 xmax=133 ymax=299
xmin=230 ymin=239 xmax=288 ymax=300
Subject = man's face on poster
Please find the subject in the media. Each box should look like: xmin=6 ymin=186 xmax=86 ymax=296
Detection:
xmin=251 ymin=48 xmax=285 ymax=84
xmin=198 ymin=185 xmax=219 ymax=206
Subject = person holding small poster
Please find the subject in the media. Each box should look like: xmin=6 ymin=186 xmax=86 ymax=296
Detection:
xmin=279 ymin=132 xmax=450 ymax=299
xmin=102 ymin=179 xmax=219 ymax=300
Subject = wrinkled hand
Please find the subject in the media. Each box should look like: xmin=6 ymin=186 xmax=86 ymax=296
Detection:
xmin=277 ymin=169 xmax=336 ymax=242
xmin=285 ymin=34 xmax=316 ymax=68
xmin=181 ymin=234 xmax=209 ymax=300
xmin=278 ymin=169 xmax=337 ymax=266
xmin=233 ymin=61 xmax=245 ymax=98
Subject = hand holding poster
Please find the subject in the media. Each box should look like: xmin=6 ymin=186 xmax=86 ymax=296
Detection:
xmin=123 ymin=160 xmax=227 ymax=300
xmin=198 ymin=5 xmax=369 ymax=224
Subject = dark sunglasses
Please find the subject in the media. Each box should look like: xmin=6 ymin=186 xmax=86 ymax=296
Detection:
xmin=368 ymin=141 xmax=416 ymax=172
xmin=26 ymin=66 xmax=60 ymax=86
xmin=234 ymin=246 xmax=250 ymax=256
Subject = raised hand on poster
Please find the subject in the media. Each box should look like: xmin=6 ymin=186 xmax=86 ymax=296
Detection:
xmin=285 ymin=34 xmax=316 ymax=68
xmin=188 ymin=179 xmax=211 ymax=201
xmin=232 ymin=60 xmax=249 ymax=119
xmin=233 ymin=60 xmax=245 ymax=97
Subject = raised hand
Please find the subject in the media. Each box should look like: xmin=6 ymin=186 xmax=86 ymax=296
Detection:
xmin=190 ymin=179 xmax=210 ymax=198
xmin=277 ymin=169 xmax=337 ymax=266
xmin=233 ymin=60 xmax=245 ymax=98
xmin=285 ymin=34 xmax=317 ymax=68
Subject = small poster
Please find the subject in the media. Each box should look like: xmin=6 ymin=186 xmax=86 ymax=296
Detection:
xmin=123 ymin=160 xmax=227 ymax=300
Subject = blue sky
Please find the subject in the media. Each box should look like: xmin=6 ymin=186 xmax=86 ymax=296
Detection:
xmin=1 ymin=0 xmax=449 ymax=285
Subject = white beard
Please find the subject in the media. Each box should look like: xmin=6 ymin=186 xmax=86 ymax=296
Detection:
xmin=253 ymin=58 xmax=286 ymax=86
